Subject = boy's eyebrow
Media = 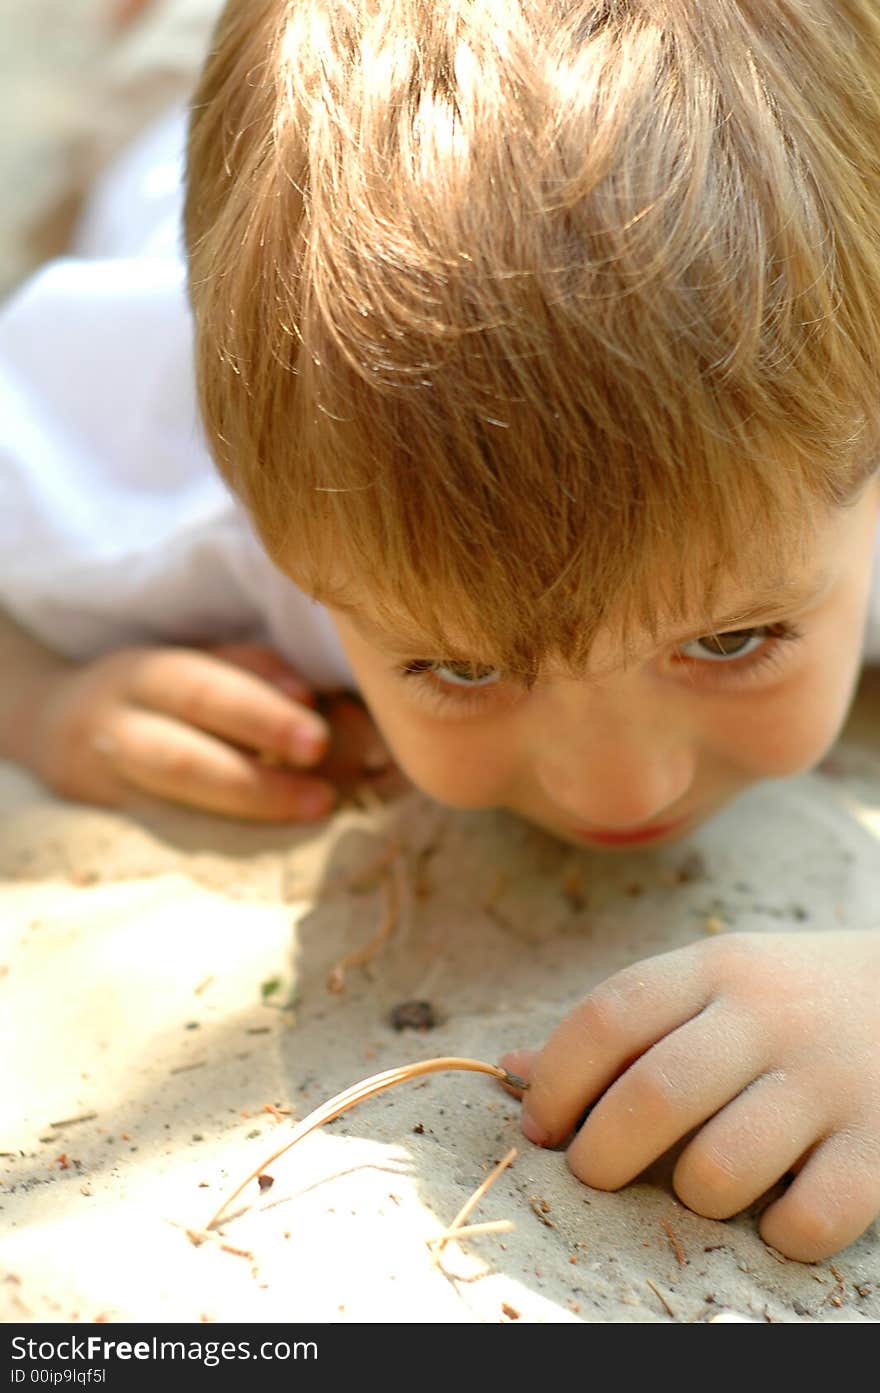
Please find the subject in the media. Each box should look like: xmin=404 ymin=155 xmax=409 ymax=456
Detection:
xmin=330 ymin=603 xmax=456 ymax=654
xmin=331 ymin=571 xmax=832 ymax=654
xmin=671 ymin=571 xmax=832 ymax=642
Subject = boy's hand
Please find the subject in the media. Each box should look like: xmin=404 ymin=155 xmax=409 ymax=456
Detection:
xmin=501 ymin=930 xmax=880 ymax=1262
xmin=31 ymin=640 xmax=394 ymax=821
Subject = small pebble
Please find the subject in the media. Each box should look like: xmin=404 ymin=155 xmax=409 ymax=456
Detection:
xmin=389 ymin=999 xmax=437 ymax=1031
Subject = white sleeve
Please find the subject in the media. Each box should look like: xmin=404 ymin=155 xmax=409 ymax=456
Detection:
xmin=0 ymin=111 xmax=353 ymax=691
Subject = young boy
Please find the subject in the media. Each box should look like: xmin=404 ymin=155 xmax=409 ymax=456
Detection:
xmin=2 ymin=0 xmax=879 ymax=1264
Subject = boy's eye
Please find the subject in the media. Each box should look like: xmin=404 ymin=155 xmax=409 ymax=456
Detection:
xmin=680 ymin=628 xmax=766 ymax=662
xmin=408 ymin=660 xmax=502 ymax=688
xmin=429 ymin=661 xmax=502 ymax=688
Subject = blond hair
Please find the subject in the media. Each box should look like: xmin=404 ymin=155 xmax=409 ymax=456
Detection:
xmin=185 ymin=0 xmax=880 ymax=676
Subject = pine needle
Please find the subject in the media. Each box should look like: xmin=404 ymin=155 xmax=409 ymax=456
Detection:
xmin=429 ymin=1146 xmax=518 ymax=1258
xmin=206 ymin=1057 xmax=528 ymax=1232
xmin=427 ymin=1219 xmax=514 ymax=1248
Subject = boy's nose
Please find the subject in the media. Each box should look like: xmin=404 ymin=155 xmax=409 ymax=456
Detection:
xmin=534 ymin=710 xmax=696 ymax=832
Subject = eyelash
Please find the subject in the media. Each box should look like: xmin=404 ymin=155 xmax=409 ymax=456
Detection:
xmin=398 ymin=622 xmax=805 ymax=713
xmin=671 ymin=622 xmax=804 ymax=686
xmin=398 ymin=660 xmax=507 ymax=715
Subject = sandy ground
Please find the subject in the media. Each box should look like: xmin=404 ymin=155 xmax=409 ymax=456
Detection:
xmin=1 ymin=0 xmax=880 ymax=1325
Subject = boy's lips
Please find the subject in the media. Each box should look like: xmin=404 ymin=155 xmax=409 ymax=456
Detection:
xmin=570 ymin=815 xmax=690 ymax=846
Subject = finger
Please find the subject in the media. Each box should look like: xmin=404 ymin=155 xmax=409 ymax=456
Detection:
xmin=123 ymin=648 xmax=329 ymax=766
xmin=566 ymin=1002 xmax=767 ymax=1189
xmin=107 ymin=707 xmax=336 ymax=821
xmin=757 ymin=1126 xmax=880 ymax=1263
xmin=520 ymin=948 xmax=713 ymax=1146
xmin=672 ymin=1071 xmax=824 ymax=1220
xmin=204 ymin=642 xmax=317 ymax=707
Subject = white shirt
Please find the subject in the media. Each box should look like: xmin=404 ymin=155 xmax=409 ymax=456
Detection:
xmin=2 ymin=110 xmax=879 ymax=675
xmin=0 ymin=110 xmax=353 ymax=691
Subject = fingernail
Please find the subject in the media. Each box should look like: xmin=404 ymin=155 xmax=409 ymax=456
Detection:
xmin=499 ymin=1047 xmax=535 ymax=1078
xmin=299 ymin=783 xmax=337 ymax=820
xmin=521 ymin=1112 xmax=548 ymax=1147
xmin=275 ymin=672 xmax=310 ymax=700
xmin=290 ymin=720 xmax=327 ymax=763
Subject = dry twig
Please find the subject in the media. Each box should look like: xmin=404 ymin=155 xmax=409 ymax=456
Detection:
xmin=330 ymin=840 xmax=401 ymax=896
xmin=661 ymin=1218 xmax=685 ymax=1265
xmin=326 ymin=856 xmax=404 ymax=993
xmin=529 ymin=1195 xmax=556 ymax=1228
xmin=219 ymin=1243 xmax=254 ymax=1261
xmin=646 ymin=1278 xmax=676 ymax=1319
xmin=48 ymin=1112 xmax=98 ymax=1130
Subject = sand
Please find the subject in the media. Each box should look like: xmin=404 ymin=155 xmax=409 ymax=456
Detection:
xmin=1 ymin=0 xmax=879 ymax=1325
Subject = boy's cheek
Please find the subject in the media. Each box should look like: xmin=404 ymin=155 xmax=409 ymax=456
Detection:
xmin=383 ymin=730 xmax=513 ymax=809
xmin=358 ymin=700 xmax=514 ymax=808
xmin=724 ymin=668 xmax=858 ymax=780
